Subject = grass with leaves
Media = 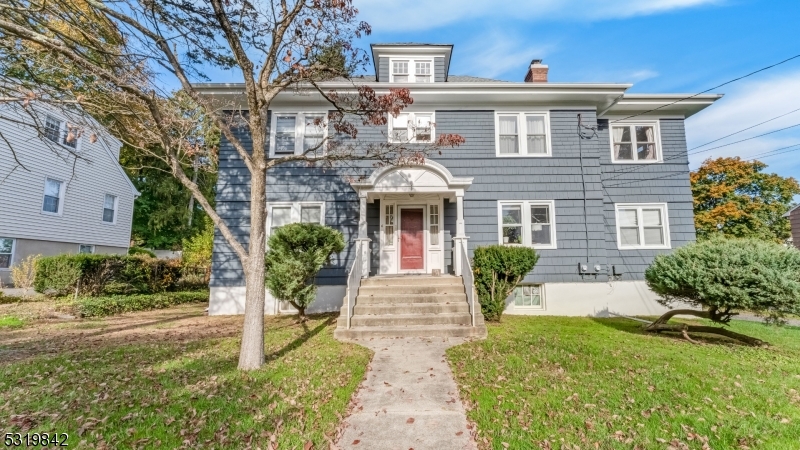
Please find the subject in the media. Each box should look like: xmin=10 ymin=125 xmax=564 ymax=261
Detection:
xmin=0 ymin=304 xmax=371 ymax=449
xmin=447 ymin=316 xmax=800 ymax=450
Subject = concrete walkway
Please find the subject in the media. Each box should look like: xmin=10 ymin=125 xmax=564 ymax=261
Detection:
xmin=337 ymin=337 xmax=477 ymax=450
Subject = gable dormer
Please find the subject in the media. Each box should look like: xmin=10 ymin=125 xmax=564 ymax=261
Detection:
xmin=370 ymin=44 xmax=453 ymax=83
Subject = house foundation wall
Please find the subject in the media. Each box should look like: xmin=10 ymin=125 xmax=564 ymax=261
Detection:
xmin=209 ymin=285 xmax=346 ymax=316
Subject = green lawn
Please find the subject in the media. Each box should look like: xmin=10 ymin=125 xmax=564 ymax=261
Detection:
xmin=0 ymin=305 xmax=371 ymax=448
xmin=0 ymin=315 xmax=24 ymax=328
xmin=447 ymin=316 xmax=800 ymax=450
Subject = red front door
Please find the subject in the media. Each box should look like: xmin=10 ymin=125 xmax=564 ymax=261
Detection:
xmin=400 ymin=208 xmax=424 ymax=270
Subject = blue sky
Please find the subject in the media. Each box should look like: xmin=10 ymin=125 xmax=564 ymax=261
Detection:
xmin=352 ymin=0 xmax=800 ymax=191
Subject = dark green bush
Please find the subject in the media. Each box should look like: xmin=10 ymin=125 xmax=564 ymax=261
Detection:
xmin=74 ymin=291 xmax=208 ymax=317
xmin=34 ymin=254 xmax=182 ymax=296
xmin=128 ymin=246 xmax=157 ymax=258
xmin=473 ymin=245 xmax=539 ymax=322
xmin=265 ymin=223 xmax=344 ymax=319
xmin=645 ymin=238 xmax=800 ymax=323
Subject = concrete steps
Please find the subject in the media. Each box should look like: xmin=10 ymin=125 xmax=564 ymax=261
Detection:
xmin=334 ymin=275 xmax=487 ymax=340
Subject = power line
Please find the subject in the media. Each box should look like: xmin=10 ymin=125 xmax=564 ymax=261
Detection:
xmin=688 ymin=122 xmax=800 ymax=155
xmin=688 ymin=106 xmax=800 ymax=151
xmin=611 ymin=52 xmax=800 ymax=124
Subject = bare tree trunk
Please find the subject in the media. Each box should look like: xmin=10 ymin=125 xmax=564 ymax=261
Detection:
xmin=187 ymin=156 xmax=199 ymax=227
xmin=644 ymin=309 xmax=767 ymax=346
xmin=237 ymin=112 xmax=268 ymax=371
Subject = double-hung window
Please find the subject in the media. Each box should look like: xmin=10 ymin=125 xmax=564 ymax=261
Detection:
xmin=429 ymin=205 xmax=439 ymax=245
xmin=270 ymin=113 xmax=328 ymax=157
xmin=495 ymin=112 xmax=551 ymax=156
xmin=615 ymin=203 xmax=670 ymax=249
xmin=388 ymin=112 xmax=434 ymax=143
xmin=43 ymin=115 xmax=80 ymax=150
xmin=610 ymin=122 xmax=660 ymax=162
xmin=267 ymin=202 xmax=325 ymax=235
xmin=103 ymin=194 xmax=118 ymax=224
xmin=384 ymin=205 xmax=395 ymax=246
xmin=0 ymin=238 xmax=14 ymax=270
xmin=390 ymin=59 xmax=433 ymax=83
xmin=498 ymin=200 xmax=556 ymax=249
xmin=42 ymin=177 xmax=65 ymax=215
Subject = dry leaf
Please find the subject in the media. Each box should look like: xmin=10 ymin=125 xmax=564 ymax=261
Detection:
xmin=406 ymin=417 xmax=415 ymax=424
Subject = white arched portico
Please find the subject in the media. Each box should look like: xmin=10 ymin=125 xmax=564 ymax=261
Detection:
xmin=351 ymin=161 xmax=473 ymax=277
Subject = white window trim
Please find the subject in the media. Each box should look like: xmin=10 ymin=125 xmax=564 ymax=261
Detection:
xmin=496 ymin=200 xmax=557 ymax=250
xmin=614 ymin=203 xmax=671 ymax=250
xmin=43 ymin=114 xmax=83 ymax=152
xmin=41 ymin=176 xmax=66 ymax=216
xmin=0 ymin=237 xmax=15 ymax=271
xmin=608 ymin=120 xmax=663 ymax=164
xmin=102 ymin=194 xmax=119 ymax=225
xmin=266 ymin=201 xmax=326 ymax=236
xmin=78 ymin=244 xmax=95 ymax=254
xmin=494 ymin=112 xmax=552 ymax=157
xmin=268 ymin=112 xmax=329 ymax=158
xmin=511 ymin=284 xmax=546 ymax=310
xmin=388 ymin=112 xmax=436 ymax=144
xmin=389 ymin=57 xmax=434 ymax=83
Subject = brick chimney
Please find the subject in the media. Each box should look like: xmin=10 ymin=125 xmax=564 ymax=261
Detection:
xmin=524 ymin=59 xmax=548 ymax=82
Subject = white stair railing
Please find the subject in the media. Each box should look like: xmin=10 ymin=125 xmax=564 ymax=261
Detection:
xmin=459 ymin=240 xmax=477 ymax=327
xmin=345 ymin=240 xmax=363 ymax=329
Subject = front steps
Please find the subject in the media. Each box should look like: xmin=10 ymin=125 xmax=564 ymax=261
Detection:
xmin=334 ymin=275 xmax=487 ymax=340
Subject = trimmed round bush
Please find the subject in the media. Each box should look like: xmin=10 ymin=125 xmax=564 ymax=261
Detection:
xmin=645 ymin=238 xmax=800 ymax=323
xmin=473 ymin=245 xmax=539 ymax=322
xmin=265 ymin=223 xmax=345 ymax=319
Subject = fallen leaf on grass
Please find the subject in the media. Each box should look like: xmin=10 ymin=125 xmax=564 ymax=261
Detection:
xmin=406 ymin=417 xmax=415 ymax=424
xmin=352 ymin=440 xmax=360 ymax=445
xmin=304 ymin=441 xmax=313 ymax=450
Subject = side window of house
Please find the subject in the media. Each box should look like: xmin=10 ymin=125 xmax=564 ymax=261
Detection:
xmin=496 ymin=113 xmax=551 ymax=156
xmin=271 ymin=113 xmax=327 ymax=157
xmin=388 ymin=112 xmax=434 ymax=143
xmin=498 ymin=201 xmax=556 ymax=249
xmin=390 ymin=59 xmax=433 ymax=83
xmin=103 ymin=194 xmax=117 ymax=223
xmin=512 ymin=285 xmax=544 ymax=309
xmin=79 ymin=244 xmax=95 ymax=254
xmin=0 ymin=238 xmax=14 ymax=269
xmin=610 ymin=123 xmax=660 ymax=162
xmin=43 ymin=115 xmax=80 ymax=149
xmin=615 ymin=203 xmax=670 ymax=249
xmin=267 ymin=202 xmax=325 ymax=235
xmin=42 ymin=177 xmax=65 ymax=215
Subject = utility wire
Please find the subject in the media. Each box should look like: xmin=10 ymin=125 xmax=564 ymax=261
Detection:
xmin=610 ymin=52 xmax=800 ymax=123
xmin=688 ymin=106 xmax=800 ymax=151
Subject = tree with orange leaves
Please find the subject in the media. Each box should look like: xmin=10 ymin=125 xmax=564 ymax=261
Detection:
xmin=691 ymin=157 xmax=800 ymax=243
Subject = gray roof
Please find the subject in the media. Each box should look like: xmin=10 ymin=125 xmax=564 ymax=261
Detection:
xmin=448 ymin=75 xmax=508 ymax=83
xmin=784 ymin=204 xmax=800 ymax=218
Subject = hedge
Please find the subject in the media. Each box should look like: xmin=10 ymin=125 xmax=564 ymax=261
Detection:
xmin=74 ymin=291 xmax=208 ymax=318
xmin=34 ymin=254 xmax=182 ymax=296
xmin=473 ymin=245 xmax=539 ymax=322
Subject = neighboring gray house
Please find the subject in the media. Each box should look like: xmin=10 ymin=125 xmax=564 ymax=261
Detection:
xmin=198 ymin=43 xmax=720 ymax=323
xmin=786 ymin=205 xmax=799 ymax=249
xmin=0 ymin=104 xmax=138 ymax=286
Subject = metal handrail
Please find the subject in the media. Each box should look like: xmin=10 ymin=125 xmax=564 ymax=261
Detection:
xmin=345 ymin=240 xmax=363 ymax=329
xmin=459 ymin=240 xmax=477 ymax=327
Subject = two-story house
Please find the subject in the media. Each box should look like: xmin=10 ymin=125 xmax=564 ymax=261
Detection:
xmin=0 ymin=104 xmax=138 ymax=286
xmin=199 ymin=43 xmax=720 ymax=337
xmin=786 ymin=205 xmax=799 ymax=249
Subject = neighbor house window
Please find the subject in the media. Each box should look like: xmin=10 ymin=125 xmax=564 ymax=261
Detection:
xmin=429 ymin=204 xmax=439 ymax=246
xmin=42 ymin=177 xmax=65 ymax=215
xmin=267 ymin=202 xmax=325 ymax=235
xmin=615 ymin=203 xmax=670 ymax=249
xmin=498 ymin=200 xmax=557 ymax=249
xmin=495 ymin=112 xmax=551 ymax=156
xmin=513 ymin=284 xmax=544 ymax=309
xmin=79 ymin=244 xmax=95 ymax=254
xmin=44 ymin=116 xmax=62 ymax=143
xmin=388 ymin=112 xmax=435 ymax=143
xmin=270 ymin=113 xmax=328 ymax=157
xmin=103 ymin=194 xmax=117 ymax=223
xmin=611 ymin=123 xmax=660 ymax=162
xmin=0 ymin=238 xmax=14 ymax=269
xmin=384 ymin=205 xmax=395 ymax=246
xmin=390 ymin=59 xmax=434 ymax=83
xmin=43 ymin=115 xmax=80 ymax=149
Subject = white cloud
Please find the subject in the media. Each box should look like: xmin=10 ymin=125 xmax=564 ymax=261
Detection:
xmin=450 ymin=30 xmax=555 ymax=79
xmin=355 ymin=0 xmax=721 ymax=32
xmin=685 ymin=70 xmax=800 ymax=181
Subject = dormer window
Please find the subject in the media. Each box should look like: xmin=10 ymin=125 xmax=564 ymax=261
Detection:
xmin=390 ymin=58 xmax=433 ymax=83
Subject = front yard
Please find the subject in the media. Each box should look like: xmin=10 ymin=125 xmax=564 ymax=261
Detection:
xmin=447 ymin=316 xmax=800 ymax=450
xmin=0 ymin=304 xmax=371 ymax=449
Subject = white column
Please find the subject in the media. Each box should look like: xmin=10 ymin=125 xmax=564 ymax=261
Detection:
xmin=456 ymin=193 xmax=466 ymax=238
xmin=356 ymin=192 xmax=371 ymax=278
xmin=453 ymin=192 xmax=467 ymax=276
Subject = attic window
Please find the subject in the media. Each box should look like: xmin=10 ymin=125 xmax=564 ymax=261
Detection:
xmin=390 ymin=59 xmax=433 ymax=83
